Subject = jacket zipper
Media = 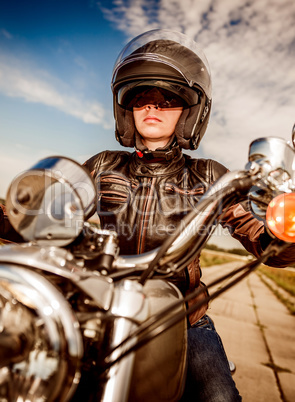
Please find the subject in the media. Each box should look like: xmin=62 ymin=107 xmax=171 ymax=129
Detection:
xmin=137 ymin=177 xmax=156 ymax=254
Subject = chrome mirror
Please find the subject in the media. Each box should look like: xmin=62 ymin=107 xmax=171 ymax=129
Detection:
xmin=248 ymin=137 xmax=295 ymax=192
xmin=6 ymin=157 xmax=96 ymax=246
xmin=247 ymin=137 xmax=295 ymax=218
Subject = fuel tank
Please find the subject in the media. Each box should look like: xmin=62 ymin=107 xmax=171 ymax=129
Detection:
xmin=128 ymin=279 xmax=187 ymax=401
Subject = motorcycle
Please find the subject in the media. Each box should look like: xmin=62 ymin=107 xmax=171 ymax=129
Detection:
xmin=0 ymin=134 xmax=294 ymax=401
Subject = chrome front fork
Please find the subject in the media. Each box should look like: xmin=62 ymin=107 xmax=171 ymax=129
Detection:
xmin=101 ymin=279 xmax=148 ymax=402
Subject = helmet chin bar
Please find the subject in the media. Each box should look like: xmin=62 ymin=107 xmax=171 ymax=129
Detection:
xmin=0 ymin=264 xmax=83 ymax=401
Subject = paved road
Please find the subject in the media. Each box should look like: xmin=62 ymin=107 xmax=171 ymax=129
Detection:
xmin=201 ymin=262 xmax=295 ymax=402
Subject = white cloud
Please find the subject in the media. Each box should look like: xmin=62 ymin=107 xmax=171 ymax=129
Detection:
xmin=98 ymin=0 xmax=295 ymax=169
xmin=98 ymin=0 xmax=159 ymax=38
xmin=0 ymin=144 xmax=59 ymax=198
xmin=0 ymin=54 xmax=113 ymax=129
xmin=0 ymin=29 xmax=13 ymax=39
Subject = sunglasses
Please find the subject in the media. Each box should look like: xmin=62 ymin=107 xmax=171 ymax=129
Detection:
xmin=133 ymin=98 xmax=184 ymax=110
xmin=127 ymin=87 xmax=189 ymax=110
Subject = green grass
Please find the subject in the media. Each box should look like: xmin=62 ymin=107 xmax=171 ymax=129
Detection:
xmin=258 ymin=265 xmax=295 ymax=315
xmin=258 ymin=265 xmax=295 ymax=297
xmin=200 ymin=249 xmax=295 ymax=315
xmin=200 ymin=250 xmax=242 ymax=267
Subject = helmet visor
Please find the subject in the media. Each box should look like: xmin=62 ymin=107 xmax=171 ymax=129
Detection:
xmin=118 ymin=80 xmax=200 ymax=110
xmin=131 ymin=88 xmax=185 ymax=110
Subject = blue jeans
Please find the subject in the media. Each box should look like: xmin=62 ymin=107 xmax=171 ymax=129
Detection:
xmin=180 ymin=315 xmax=242 ymax=401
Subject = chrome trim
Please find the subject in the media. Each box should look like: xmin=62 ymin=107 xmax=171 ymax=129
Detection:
xmin=248 ymin=137 xmax=295 ymax=192
xmin=0 ymin=264 xmax=83 ymax=401
xmin=6 ymin=157 xmax=96 ymax=246
xmin=0 ymin=244 xmax=114 ymax=311
xmin=101 ymin=280 xmax=148 ymax=402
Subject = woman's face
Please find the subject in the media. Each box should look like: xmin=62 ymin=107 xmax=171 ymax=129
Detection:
xmin=132 ymin=88 xmax=183 ymax=150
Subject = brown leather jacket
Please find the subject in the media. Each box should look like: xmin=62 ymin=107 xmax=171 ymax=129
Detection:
xmin=83 ymin=149 xmax=295 ymax=325
xmin=0 ymin=149 xmax=294 ymax=324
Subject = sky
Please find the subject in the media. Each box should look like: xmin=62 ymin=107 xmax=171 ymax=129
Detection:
xmin=1 ymin=0 xmax=295 ymax=248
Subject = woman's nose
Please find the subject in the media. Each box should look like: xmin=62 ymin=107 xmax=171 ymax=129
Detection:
xmin=145 ymin=104 xmax=159 ymax=110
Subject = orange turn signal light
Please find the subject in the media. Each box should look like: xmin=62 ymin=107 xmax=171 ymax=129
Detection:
xmin=266 ymin=193 xmax=295 ymax=242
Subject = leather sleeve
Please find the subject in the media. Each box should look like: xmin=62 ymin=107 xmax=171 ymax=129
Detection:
xmin=83 ymin=150 xmax=132 ymax=178
xmin=207 ymin=162 xmax=295 ymax=268
xmin=0 ymin=205 xmax=5 ymax=237
xmin=220 ymin=203 xmax=265 ymax=257
xmin=0 ymin=204 xmax=24 ymax=243
xmin=219 ymin=195 xmax=295 ymax=268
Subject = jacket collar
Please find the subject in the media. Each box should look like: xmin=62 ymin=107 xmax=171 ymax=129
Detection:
xmin=135 ymin=143 xmax=181 ymax=161
xmin=130 ymin=147 xmax=185 ymax=177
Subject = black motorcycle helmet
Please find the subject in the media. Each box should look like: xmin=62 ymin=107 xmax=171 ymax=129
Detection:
xmin=111 ymin=29 xmax=212 ymax=150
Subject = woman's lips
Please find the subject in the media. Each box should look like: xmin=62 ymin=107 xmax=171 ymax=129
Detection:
xmin=144 ymin=115 xmax=161 ymax=122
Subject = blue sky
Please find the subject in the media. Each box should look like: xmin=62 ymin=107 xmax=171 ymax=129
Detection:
xmin=1 ymin=0 xmax=295 ymax=247
xmin=0 ymin=0 xmax=122 ymax=196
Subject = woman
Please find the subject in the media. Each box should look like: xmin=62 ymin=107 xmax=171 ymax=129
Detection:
xmin=1 ymin=29 xmax=294 ymax=401
xmin=83 ymin=29 xmax=295 ymax=401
